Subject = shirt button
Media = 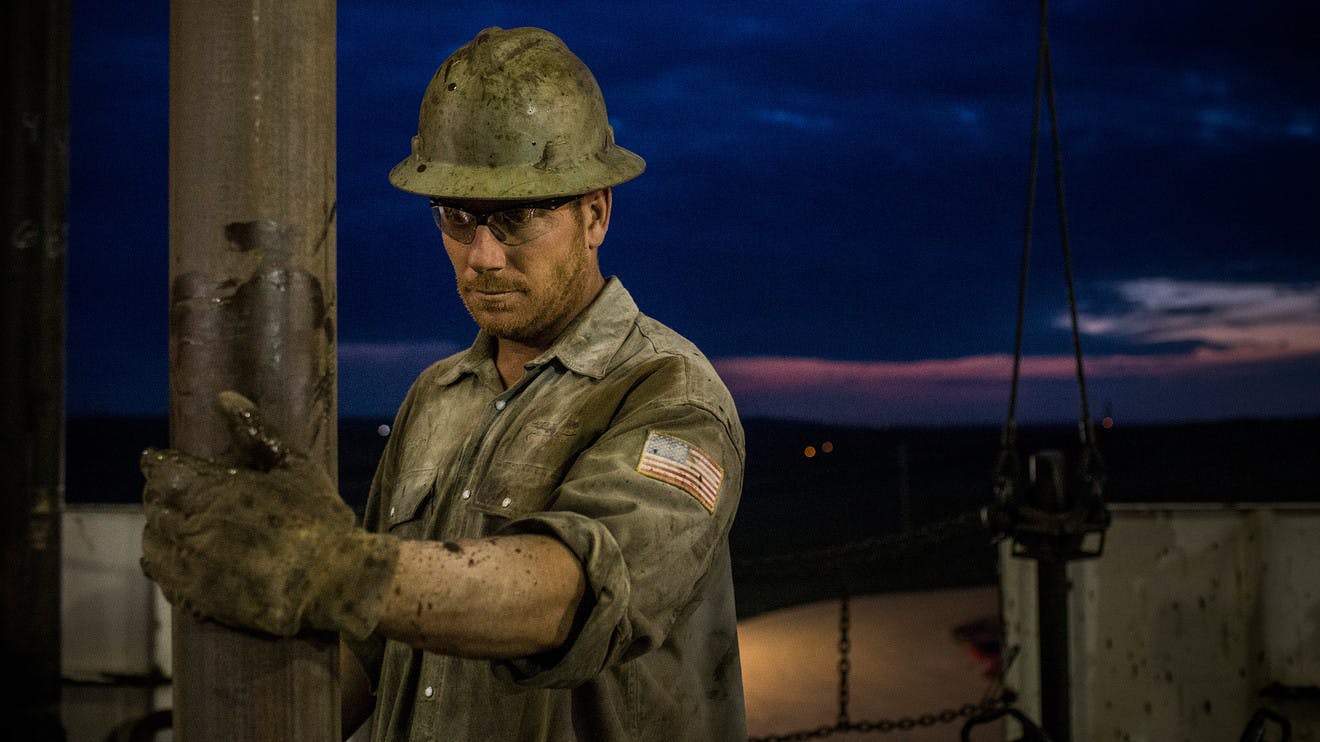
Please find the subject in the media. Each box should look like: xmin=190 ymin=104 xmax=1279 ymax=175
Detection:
xmin=494 ymin=399 xmax=506 ymax=411
xmin=500 ymin=497 xmax=512 ymax=508
xmin=424 ymin=686 xmax=434 ymax=698
xmin=461 ymin=489 xmax=471 ymax=500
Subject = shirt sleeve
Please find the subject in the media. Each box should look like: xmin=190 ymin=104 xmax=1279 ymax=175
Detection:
xmin=493 ymin=356 xmax=745 ymax=688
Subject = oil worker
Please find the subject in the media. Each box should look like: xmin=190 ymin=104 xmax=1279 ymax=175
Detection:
xmin=139 ymin=25 xmax=747 ymax=741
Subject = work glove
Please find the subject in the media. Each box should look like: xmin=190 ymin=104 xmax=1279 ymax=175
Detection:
xmin=139 ymin=391 xmax=399 ymax=639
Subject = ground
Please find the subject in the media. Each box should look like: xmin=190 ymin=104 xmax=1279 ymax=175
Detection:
xmin=740 ymin=586 xmax=1004 ymax=742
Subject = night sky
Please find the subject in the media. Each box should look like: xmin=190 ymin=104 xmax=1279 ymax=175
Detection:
xmin=68 ymin=0 xmax=1319 ymax=426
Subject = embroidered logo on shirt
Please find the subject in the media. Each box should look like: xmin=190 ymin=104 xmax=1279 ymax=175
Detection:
xmin=524 ymin=418 xmax=582 ymax=444
xmin=637 ymin=432 xmax=723 ymax=513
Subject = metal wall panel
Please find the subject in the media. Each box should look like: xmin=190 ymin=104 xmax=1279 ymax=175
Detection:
xmin=1001 ymin=504 xmax=1320 ymax=741
xmin=61 ymin=505 xmax=170 ymax=741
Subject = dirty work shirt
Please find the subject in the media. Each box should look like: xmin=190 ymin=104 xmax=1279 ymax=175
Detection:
xmin=348 ymin=277 xmax=747 ymax=741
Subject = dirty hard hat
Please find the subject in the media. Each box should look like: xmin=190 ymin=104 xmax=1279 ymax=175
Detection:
xmin=389 ymin=26 xmax=646 ymax=200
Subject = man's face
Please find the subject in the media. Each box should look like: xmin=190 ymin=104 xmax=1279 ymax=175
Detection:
xmin=441 ymin=190 xmax=608 ymax=349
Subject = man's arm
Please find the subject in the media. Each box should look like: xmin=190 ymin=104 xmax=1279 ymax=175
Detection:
xmin=140 ymin=441 xmax=586 ymax=654
xmin=139 ymin=391 xmax=588 ymax=653
xmin=376 ymin=534 xmax=586 ymax=658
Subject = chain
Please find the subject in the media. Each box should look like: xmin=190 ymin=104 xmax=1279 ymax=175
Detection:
xmin=747 ymin=591 xmax=1009 ymax=742
xmin=747 ymin=700 xmax=1005 ymax=741
xmin=837 ymin=595 xmax=851 ymax=727
xmin=734 ymin=496 xmax=1009 ymax=740
xmin=737 ymin=510 xmax=988 ymax=576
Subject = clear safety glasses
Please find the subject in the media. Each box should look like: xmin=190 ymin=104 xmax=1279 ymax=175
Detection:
xmin=429 ymin=194 xmax=581 ymax=246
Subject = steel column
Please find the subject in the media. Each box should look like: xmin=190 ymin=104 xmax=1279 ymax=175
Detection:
xmin=168 ymin=1 xmax=339 ymax=738
xmin=1 ymin=1 xmax=70 ymax=739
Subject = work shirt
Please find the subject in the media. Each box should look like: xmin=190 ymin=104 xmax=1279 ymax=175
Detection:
xmin=349 ymin=277 xmax=747 ymax=741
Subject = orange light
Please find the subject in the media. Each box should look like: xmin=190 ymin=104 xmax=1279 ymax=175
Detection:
xmin=821 ymin=441 xmax=834 ymax=454
xmin=1101 ymin=416 xmax=1114 ymax=429
xmin=803 ymin=446 xmax=817 ymax=458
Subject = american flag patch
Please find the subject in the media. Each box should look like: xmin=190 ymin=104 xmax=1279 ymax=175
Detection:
xmin=637 ymin=431 xmax=723 ymax=513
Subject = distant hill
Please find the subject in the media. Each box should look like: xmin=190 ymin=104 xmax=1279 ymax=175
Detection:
xmin=67 ymin=415 xmax=1318 ymax=617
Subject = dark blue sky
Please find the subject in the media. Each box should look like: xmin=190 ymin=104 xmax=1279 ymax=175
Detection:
xmin=69 ymin=0 xmax=1319 ymax=425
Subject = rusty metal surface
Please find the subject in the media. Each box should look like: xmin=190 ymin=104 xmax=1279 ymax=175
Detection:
xmin=1 ymin=0 xmax=70 ymax=739
xmin=168 ymin=1 xmax=339 ymax=739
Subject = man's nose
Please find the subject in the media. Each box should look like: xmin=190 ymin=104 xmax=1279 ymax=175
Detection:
xmin=466 ymin=226 xmax=508 ymax=272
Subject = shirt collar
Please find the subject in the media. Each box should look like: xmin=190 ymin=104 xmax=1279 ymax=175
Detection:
xmin=434 ymin=276 xmax=638 ymax=386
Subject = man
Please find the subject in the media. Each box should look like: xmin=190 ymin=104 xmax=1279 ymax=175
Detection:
xmin=140 ymin=26 xmax=747 ymax=741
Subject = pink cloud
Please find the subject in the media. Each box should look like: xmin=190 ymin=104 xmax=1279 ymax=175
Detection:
xmin=713 ymin=347 xmax=1320 ymax=425
xmin=713 ymin=345 xmax=1320 ymax=394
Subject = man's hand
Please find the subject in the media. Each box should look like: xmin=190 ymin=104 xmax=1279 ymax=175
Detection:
xmin=139 ymin=391 xmax=398 ymax=639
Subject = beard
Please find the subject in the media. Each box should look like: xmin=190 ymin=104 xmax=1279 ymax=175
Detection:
xmin=457 ymin=231 xmax=595 ymax=347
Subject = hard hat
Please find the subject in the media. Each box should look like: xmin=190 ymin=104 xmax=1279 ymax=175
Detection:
xmin=389 ymin=26 xmax=645 ymax=200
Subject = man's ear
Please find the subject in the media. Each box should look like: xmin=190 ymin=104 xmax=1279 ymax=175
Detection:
xmin=583 ymin=188 xmax=611 ymax=249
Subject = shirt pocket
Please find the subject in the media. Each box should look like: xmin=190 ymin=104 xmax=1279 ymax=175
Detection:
xmin=469 ymin=413 xmax=593 ymax=521
xmin=384 ymin=468 xmax=435 ymax=540
xmin=469 ymin=460 xmax=560 ymax=520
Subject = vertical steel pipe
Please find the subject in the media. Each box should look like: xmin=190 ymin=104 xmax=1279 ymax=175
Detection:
xmin=1030 ymin=450 xmax=1072 ymax=741
xmin=169 ymin=1 xmax=338 ymax=738
xmin=1037 ymin=559 xmax=1071 ymax=742
xmin=1 ymin=1 xmax=70 ymax=740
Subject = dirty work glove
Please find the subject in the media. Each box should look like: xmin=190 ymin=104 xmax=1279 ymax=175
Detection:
xmin=139 ymin=391 xmax=399 ymax=639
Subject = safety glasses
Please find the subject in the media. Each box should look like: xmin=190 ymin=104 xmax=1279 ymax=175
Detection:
xmin=429 ymin=194 xmax=581 ymax=246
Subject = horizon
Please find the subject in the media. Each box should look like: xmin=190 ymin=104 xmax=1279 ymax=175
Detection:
xmin=63 ymin=408 xmax=1320 ymax=429
xmin=66 ymin=414 xmax=1320 ymax=512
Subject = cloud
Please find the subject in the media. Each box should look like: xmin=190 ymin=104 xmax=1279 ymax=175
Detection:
xmin=714 ymin=344 xmax=1318 ymax=393
xmin=754 ymin=108 xmax=836 ymax=131
xmin=1069 ymin=278 xmax=1320 ymax=355
xmin=1287 ymin=116 xmax=1318 ymax=139
xmin=328 ymin=277 xmax=1320 ymax=424
xmin=714 ymin=348 xmax=1320 ymax=425
xmin=712 ymin=276 xmax=1320 ymax=424
xmin=1191 ymin=106 xmax=1320 ymax=145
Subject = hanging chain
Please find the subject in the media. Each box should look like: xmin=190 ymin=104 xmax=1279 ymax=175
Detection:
xmin=837 ymin=595 xmax=851 ymax=728
xmin=737 ymin=509 xmax=987 ymax=575
xmin=747 ymin=701 xmax=1005 ymax=741
xmin=747 ymin=593 xmax=1009 ymax=742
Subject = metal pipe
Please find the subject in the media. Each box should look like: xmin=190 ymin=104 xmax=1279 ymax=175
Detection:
xmin=1030 ymin=450 xmax=1072 ymax=741
xmin=1 ymin=1 xmax=70 ymax=739
xmin=168 ymin=1 xmax=339 ymax=738
xmin=1038 ymin=559 xmax=1071 ymax=741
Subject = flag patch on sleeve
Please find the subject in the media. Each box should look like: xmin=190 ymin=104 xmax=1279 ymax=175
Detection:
xmin=637 ymin=431 xmax=723 ymax=513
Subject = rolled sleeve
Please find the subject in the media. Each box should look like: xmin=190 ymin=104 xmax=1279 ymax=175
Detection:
xmin=495 ymin=401 xmax=743 ymax=688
